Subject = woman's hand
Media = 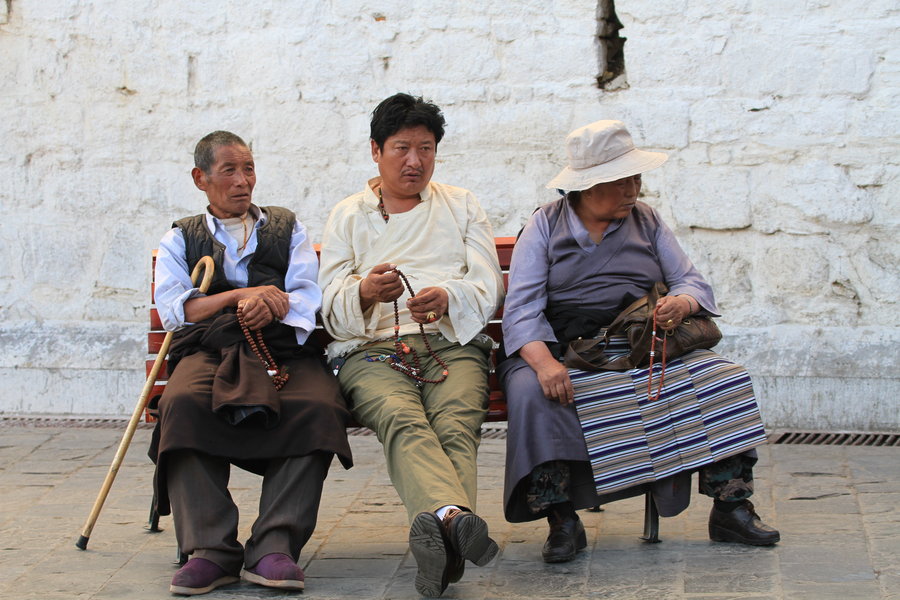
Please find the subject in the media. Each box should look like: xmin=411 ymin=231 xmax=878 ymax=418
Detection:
xmin=655 ymin=294 xmax=696 ymax=331
xmin=520 ymin=340 xmax=575 ymax=405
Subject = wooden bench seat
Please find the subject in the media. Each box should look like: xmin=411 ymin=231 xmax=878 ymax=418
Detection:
xmin=145 ymin=236 xmax=660 ymax=543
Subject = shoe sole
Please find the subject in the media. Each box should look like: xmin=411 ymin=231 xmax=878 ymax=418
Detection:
xmin=709 ymin=524 xmax=780 ymax=546
xmin=409 ymin=512 xmax=449 ymax=597
xmin=542 ymin=525 xmax=588 ymax=563
xmin=241 ymin=569 xmax=305 ymax=590
xmin=169 ymin=575 xmax=239 ymax=595
xmin=450 ymin=512 xmax=499 ymax=567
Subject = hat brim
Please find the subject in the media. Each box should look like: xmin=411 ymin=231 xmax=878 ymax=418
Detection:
xmin=545 ymin=148 xmax=668 ymax=191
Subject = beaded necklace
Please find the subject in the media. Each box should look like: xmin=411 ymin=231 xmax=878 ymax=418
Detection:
xmin=386 ymin=268 xmax=449 ymax=386
xmin=377 ymin=186 xmax=390 ymax=222
xmin=376 ymin=186 xmax=422 ymax=222
xmin=236 ymin=306 xmax=289 ymax=391
xmin=238 ymin=214 xmax=250 ymax=251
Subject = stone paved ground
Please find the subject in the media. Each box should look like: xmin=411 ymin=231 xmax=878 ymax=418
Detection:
xmin=0 ymin=423 xmax=897 ymax=600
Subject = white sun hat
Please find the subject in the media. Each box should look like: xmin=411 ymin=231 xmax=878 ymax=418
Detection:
xmin=545 ymin=120 xmax=668 ymax=191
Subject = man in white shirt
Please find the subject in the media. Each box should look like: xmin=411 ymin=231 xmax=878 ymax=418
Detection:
xmin=318 ymin=94 xmax=504 ymax=597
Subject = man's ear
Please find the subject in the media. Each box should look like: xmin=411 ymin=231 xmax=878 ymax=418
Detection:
xmin=370 ymin=139 xmax=381 ymax=163
xmin=191 ymin=167 xmax=208 ymax=191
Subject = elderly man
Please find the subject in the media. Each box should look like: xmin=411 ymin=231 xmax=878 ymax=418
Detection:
xmin=318 ymin=93 xmax=504 ymax=597
xmin=149 ymin=131 xmax=352 ymax=596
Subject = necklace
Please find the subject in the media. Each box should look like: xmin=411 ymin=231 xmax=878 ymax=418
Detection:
xmin=377 ymin=187 xmax=390 ymax=222
xmin=237 ymin=215 xmax=250 ymax=251
xmin=386 ymin=268 xmax=449 ymax=386
xmin=376 ymin=186 xmax=423 ymax=222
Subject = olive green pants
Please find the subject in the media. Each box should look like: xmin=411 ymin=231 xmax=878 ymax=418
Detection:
xmin=338 ymin=334 xmax=491 ymax=523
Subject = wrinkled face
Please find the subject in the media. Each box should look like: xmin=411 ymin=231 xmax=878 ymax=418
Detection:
xmin=371 ymin=125 xmax=436 ymax=200
xmin=192 ymin=144 xmax=256 ymax=219
xmin=581 ymin=174 xmax=642 ymax=220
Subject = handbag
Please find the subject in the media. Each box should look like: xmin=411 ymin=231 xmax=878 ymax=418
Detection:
xmin=564 ymin=282 xmax=722 ymax=372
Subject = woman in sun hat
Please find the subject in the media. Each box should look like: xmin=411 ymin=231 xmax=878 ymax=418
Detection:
xmin=499 ymin=120 xmax=779 ymax=563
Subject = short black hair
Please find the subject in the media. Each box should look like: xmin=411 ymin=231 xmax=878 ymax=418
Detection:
xmin=370 ymin=93 xmax=446 ymax=150
xmin=194 ymin=131 xmax=249 ymax=174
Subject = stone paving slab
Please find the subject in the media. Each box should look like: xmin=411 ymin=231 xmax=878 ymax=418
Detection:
xmin=0 ymin=424 xmax=897 ymax=599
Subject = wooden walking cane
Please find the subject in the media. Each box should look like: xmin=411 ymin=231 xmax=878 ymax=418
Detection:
xmin=76 ymin=255 xmax=215 ymax=550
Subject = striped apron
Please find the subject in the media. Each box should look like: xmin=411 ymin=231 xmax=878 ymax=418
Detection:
xmin=571 ymin=338 xmax=767 ymax=496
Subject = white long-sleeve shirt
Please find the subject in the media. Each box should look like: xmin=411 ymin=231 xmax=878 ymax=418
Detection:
xmin=318 ymin=178 xmax=504 ymax=359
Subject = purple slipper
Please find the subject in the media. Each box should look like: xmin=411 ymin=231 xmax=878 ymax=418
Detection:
xmin=169 ymin=557 xmax=238 ymax=595
xmin=242 ymin=553 xmax=305 ymax=590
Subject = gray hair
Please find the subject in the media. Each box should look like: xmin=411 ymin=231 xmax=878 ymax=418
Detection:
xmin=194 ymin=131 xmax=249 ymax=174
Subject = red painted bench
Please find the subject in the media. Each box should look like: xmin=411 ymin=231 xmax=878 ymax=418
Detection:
xmin=145 ymin=237 xmax=660 ymax=543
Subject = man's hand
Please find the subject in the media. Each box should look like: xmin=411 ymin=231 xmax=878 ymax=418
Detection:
xmin=359 ymin=263 xmax=405 ymax=310
xmin=407 ymin=286 xmax=449 ymax=324
xmin=235 ymin=285 xmax=289 ymax=330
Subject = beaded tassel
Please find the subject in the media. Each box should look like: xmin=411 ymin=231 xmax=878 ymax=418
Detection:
xmin=646 ymin=305 xmax=667 ymax=401
xmin=387 ymin=268 xmax=449 ymax=385
xmin=237 ymin=308 xmax=289 ymax=391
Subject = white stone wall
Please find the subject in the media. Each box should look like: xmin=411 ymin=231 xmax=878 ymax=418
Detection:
xmin=1 ymin=1 xmax=897 ymax=429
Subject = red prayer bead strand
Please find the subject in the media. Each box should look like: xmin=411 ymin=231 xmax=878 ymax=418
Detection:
xmin=388 ymin=268 xmax=449 ymax=385
xmin=646 ymin=305 xmax=667 ymax=402
xmin=237 ymin=308 xmax=289 ymax=391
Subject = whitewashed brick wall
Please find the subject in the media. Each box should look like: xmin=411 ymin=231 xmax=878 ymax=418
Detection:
xmin=1 ymin=1 xmax=897 ymax=429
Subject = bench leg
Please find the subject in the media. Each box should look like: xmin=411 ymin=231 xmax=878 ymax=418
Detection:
xmin=146 ymin=491 xmax=162 ymax=532
xmin=640 ymin=490 xmax=661 ymax=543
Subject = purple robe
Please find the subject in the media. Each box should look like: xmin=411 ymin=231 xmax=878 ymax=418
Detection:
xmin=500 ymin=197 xmax=722 ymax=522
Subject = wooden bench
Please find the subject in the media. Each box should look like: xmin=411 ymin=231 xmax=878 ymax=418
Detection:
xmin=146 ymin=237 xmax=660 ymax=543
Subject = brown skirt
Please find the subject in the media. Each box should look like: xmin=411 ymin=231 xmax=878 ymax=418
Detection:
xmin=148 ymin=350 xmax=353 ymax=515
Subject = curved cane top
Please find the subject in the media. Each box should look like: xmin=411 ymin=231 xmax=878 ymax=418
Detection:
xmin=191 ymin=255 xmax=215 ymax=293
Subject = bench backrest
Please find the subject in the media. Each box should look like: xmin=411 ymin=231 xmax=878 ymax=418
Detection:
xmin=147 ymin=237 xmax=517 ymax=422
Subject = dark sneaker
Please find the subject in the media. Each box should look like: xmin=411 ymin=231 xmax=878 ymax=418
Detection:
xmin=709 ymin=500 xmax=780 ymax=546
xmin=409 ymin=511 xmax=451 ymax=597
xmin=242 ymin=553 xmax=305 ymax=590
xmin=169 ymin=557 xmax=238 ymax=596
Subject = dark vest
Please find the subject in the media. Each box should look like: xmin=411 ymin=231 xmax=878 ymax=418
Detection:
xmin=174 ymin=206 xmax=295 ymax=295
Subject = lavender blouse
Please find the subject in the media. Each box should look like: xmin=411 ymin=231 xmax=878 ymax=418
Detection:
xmin=501 ymin=197 xmax=719 ymax=356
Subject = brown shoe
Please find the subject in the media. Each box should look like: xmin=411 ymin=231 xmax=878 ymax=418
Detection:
xmin=441 ymin=508 xmax=499 ymax=567
xmin=709 ymin=500 xmax=780 ymax=546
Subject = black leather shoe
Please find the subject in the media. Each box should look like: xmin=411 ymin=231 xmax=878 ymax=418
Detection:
xmin=542 ymin=506 xmax=587 ymax=563
xmin=441 ymin=508 xmax=498 ymax=567
xmin=409 ymin=512 xmax=451 ymax=597
xmin=709 ymin=500 xmax=780 ymax=546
